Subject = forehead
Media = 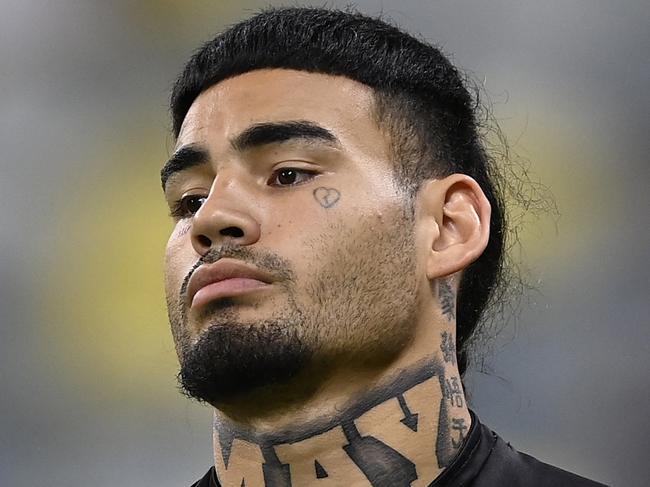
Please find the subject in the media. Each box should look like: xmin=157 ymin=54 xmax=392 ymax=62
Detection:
xmin=176 ymin=69 xmax=385 ymax=153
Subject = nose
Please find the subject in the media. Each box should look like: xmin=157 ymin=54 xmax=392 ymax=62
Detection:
xmin=190 ymin=175 xmax=261 ymax=255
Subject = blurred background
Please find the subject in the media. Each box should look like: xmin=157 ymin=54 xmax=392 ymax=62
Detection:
xmin=1 ymin=0 xmax=647 ymax=485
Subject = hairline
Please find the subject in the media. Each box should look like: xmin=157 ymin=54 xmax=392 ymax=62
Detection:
xmin=172 ymin=68 xmax=440 ymax=201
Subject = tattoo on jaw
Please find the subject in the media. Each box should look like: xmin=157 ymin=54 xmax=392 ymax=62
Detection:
xmin=212 ymin=359 xmax=469 ymax=486
xmin=313 ymin=187 xmax=341 ymax=208
xmin=438 ymin=279 xmax=456 ymax=321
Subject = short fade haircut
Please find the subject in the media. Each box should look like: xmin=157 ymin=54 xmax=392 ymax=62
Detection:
xmin=170 ymin=7 xmax=506 ymax=377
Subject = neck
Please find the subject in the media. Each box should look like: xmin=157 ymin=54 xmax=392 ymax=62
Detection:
xmin=210 ymin=355 xmax=471 ymax=487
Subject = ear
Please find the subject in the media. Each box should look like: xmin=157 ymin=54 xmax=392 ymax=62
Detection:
xmin=417 ymin=174 xmax=491 ymax=279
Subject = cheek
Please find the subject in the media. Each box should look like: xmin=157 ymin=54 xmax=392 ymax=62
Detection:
xmin=164 ymin=233 xmax=192 ymax=295
xmin=170 ymin=220 xmax=192 ymax=239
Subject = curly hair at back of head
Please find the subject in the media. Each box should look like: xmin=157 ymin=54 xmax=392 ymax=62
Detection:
xmin=169 ymin=7 xmax=512 ymax=378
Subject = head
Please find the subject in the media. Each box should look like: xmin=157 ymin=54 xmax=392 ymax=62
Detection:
xmin=163 ymin=7 xmax=504 ymax=406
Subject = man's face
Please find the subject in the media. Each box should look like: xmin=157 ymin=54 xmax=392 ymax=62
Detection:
xmin=163 ymin=69 xmax=425 ymax=405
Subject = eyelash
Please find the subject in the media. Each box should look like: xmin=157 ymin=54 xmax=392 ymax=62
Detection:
xmin=268 ymin=167 xmax=318 ymax=187
xmin=169 ymin=168 xmax=319 ymax=219
xmin=169 ymin=194 xmax=206 ymax=219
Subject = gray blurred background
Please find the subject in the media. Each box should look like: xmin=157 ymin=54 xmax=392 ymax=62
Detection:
xmin=1 ymin=0 xmax=648 ymax=485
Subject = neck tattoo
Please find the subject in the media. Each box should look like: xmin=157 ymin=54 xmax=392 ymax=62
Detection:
xmin=212 ymin=359 xmax=470 ymax=486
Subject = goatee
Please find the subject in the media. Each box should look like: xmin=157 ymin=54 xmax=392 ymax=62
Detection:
xmin=178 ymin=316 xmax=311 ymax=405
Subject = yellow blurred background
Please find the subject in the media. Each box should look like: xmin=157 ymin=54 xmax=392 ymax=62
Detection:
xmin=1 ymin=1 xmax=647 ymax=485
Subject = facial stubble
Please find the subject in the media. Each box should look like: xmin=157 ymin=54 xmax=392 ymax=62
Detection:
xmin=171 ymin=246 xmax=310 ymax=406
xmin=167 ymin=206 xmax=419 ymax=407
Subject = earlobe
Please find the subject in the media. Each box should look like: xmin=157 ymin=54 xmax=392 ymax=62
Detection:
xmin=424 ymin=174 xmax=491 ymax=279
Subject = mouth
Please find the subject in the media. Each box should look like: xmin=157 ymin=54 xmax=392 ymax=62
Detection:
xmin=191 ymin=277 xmax=271 ymax=309
xmin=186 ymin=259 xmax=274 ymax=310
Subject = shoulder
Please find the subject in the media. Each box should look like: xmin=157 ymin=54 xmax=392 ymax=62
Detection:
xmin=475 ymin=426 xmax=608 ymax=487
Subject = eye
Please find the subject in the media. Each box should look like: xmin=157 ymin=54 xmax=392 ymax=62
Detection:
xmin=269 ymin=168 xmax=317 ymax=187
xmin=170 ymin=194 xmax=207 ymax=219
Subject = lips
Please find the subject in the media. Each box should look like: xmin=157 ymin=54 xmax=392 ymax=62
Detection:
xmin=186 ymin=259 xmax=273 ymax=309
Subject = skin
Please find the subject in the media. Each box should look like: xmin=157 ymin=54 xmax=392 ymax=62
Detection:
xmin=163 ymin=69 xmax=491 ymax=486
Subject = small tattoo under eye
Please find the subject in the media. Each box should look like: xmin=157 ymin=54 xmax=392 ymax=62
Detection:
xmin=313 ymin=187 xmax=341 ymax=208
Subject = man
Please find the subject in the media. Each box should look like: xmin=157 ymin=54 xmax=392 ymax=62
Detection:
xmin=161 ymin=7 xmax=607 ymax=487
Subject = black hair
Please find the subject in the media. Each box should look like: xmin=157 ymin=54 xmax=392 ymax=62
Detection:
xmin=170 ymin=7 xmax=507 ymax=377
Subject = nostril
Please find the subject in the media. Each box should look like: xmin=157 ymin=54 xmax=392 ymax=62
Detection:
xmin=197 ymin=234 xmax=212 ymax=248
xmin=220 ymin=226 xmax=244 ymax=238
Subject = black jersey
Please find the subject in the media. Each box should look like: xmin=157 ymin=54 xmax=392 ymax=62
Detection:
xmin=189 ymin=411 xmax=607 ymax=486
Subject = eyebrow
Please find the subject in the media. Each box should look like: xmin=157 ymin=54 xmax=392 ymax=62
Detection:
xmin=161 ymin=144 xmax=209 ymax=190
xmin=231 ymin=120 xmax=339 ymax=152
xmin=161 ymin=120 xmax=339 ymax=190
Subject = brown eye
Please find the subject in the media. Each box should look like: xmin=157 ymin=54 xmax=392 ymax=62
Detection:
xmin=170 ymin=194 xmax=206 ymax=219
xmin=278 ymin=169 xmax=297 ymax=185
xmin=182 ymin=195 xmax=206 ymax=214
xmin=270 ymin=168 xmax=317 ymax=186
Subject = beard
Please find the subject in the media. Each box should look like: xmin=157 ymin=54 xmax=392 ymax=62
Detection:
xmin=170 ymin=245 xmax=314 ymax=406
xmin=178 ymin=314 xmax=310 ymax=405
xmin=167 ymin=205 xmax=419 ymax=406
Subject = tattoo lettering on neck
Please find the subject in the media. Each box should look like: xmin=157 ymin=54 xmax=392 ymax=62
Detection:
xmin=438 ymin=279 xmax=455 ymax=321
xmin=342 ymin=419 xmax=418 ymax=486
xmin=435 ymin=373 xmax=468 ymax=468
xmin=314 ymin=460 xmax=328 ymax=479
xmin=313 ymin=187 xmax=341 ymax=208
xmin=261 ymin=445 xmax=291 ymax=486
xmin=439 ymin=332 xmax=456 ymax=365
xmin=396 ymin=394 xmax=418 ymax=432
xmin=217 ymin=424 xmax=236 ymax=468
xmin=442 ymin=375 xmax=464 ymax=408
xmin=450 ymin=418 xmax=468 ymax=449
xmin=212 ymin=360 xmax=470 ymax=487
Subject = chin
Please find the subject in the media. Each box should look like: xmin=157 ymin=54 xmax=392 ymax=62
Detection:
xmin=178 ymin=316 xmax=312 ymax=404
